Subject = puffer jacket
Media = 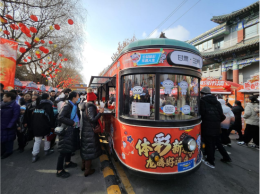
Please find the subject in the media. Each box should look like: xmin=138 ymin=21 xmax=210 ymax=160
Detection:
xmin=1 ymin=100 xmax=20 ymax=142
xmin=200 ymin=94 xmax=225 ymax=136
xmin=243 ymin=102 xmax=259 ymax=126
xmin=218 ymin=99 xmax=234 ymax=129
xmin=57 ymin=101 xmax=80 ymax=154
xmin=227 ymin=103 xmax=244 ymax=130
xmin=79 ymin=102 xmax=102 ymax=160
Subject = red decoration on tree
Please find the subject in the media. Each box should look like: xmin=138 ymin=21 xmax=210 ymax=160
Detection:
xmin=3 ymin=30 xmax=10 ymax=35
xmin=59 ymin=53 xmax=62 ymax=57
xmin=48 ymin=61 xmax=52 ymax=65
xmin=5 ymin=14 xmax=13 ymax=20
xmin=28 ymin=56 xmax=31 ymax=59
xmin=54 ymin=24 xmax=60 ymax=30
xmin=49 ymin=41 xmax=53 ymax=44
xmin=64 ymin=58 xmax=68 ymax=61
xmin=24 ymin=59 xmax=27 ymax=62
xmin=19 ymin=47 xmax=26 ymax=53
xmin=68 ymin=19 xmax=74 ymax=25
xmin=30 ymin=27 xmax=37 ymax=33
xmin=10 ymin=24 xmax=19 ymax=30
xmin=30 ymin=15 xmax=38 ymax=22
xmin=25 ymin=41 xmax=31 ymax=48
xmin=40 ymin=66 xmax=43 ymax=68
xmin=18 ymin=64 xmax=23 ymax=67
xmin=25 ymin=33 xmax=31 ymax=38
xmin=41 ymin=40 xmax=45 ymax=44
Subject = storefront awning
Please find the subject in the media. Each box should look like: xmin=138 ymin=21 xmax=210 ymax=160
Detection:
xmin=238 ymin=89 xmax=259 ymax=93
xmin=211 ymin=91 xmax=231 ymax=94
xmin=88 ymin=76 xmax=115 ymax=88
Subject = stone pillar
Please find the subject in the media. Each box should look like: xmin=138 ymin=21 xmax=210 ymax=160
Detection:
xmin=222 ymin=62 xmax=227 ymax=81
xmin=233 ymin=60 xmax=239 ymax=84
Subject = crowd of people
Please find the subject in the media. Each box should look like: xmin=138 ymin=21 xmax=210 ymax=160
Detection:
xmin=0 ymin=82 xmax=259 ymax=176
xmin=1 ymin=83 xmax=104 ymax=178
xmin=200 ymin=86 xmax=259 ymax=169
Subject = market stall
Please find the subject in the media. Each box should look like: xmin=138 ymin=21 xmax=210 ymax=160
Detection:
xmin=37 ymin=84 xmax=46 ymax=92
xmin=21 ymin=81 xmax=38 ymax=91
xmin=45 ymin=86 xmax=53 ymax=92
xmin=14 ymin=78 xmax=23 ymax=90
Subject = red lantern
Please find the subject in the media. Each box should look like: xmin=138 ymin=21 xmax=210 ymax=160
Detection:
xmin=54 ymin=24 xmax=60 ymax=30
xmin=53 ymin=63 xmax=57 ymax=66
xmin=19 ymin=47 xmax=26 ymax=53
xmin=48 ymin=61 xmax=52 ymax=65
xmin=37 ymin=82 xmax=40 ymax=84
xmin=5 ymin=14 xmax=13 ymax=20
xmin=10 ymin=24 xmax=18 ymax=30
xmin=24 ymin=59 xmax=27 ymax=62
xmin=28 ymin=56 xmax=31 ymax=59
xmin=3 ymin=30 xmax=10 ymax=35
xmin=49 ymin=41 xmax=53 ymax=44
xmin=30 ymin=15 xmax=38 ymax=22
xmin=41 ymin=40 xmax=45 ymax=44
xmin=25 ymin=41 xmax=31 ymax=48
xmin=59 ymin=53 xmax=62 ymax=57
xmin=18 ymin=64 xmax=22 ymax=67
xmin=68 ymin=19 xmax=74 ymax=25
xmin=64 ymin=58 xmax=68 ymax=61
xmin=26 ymin=33 xmax=31 ymax=38
xmin=30 ymin=27 xmax=37 ymax=33
xmin=40 ymin=66 xmax=43 ymax=68
xmin=21 ymin=26 xmax=30 ymax=34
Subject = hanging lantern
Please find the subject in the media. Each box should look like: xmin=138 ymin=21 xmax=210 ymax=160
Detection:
xmin=64 ymin=58 xmax=68 ymax=61
xmin=39 ymin=46 xmax=45 ymax=51
xmin=10 ymin=24 xmax=19 ymax=30
xmin=49 ymin=41 xmax=53 ymax=44
xmin=5 ymin=14 xmax=13 ymax=20
xmin=18 ymin=64 xmax=22 ymax=67
xmin=68 ymin=19 xmax=74 ymax=25
xmin=48 ymin=61 xmax=52 ymax=64
xmin=59 ymin=53 xmax=62 ymax=57
xmin=19 ymin=47 xmax=26 ymax=53
xmin=25 ymin=41 xmax=31 ymax=48
xmin=53 ymin=62 xmax=57 ymax=66
xmin=41 ymin=40 xmax=45 ymax=44
xmin=30 ymin=15 xmax=38 ymax=22
xmin=24 ymin=59 xmax=27 ymax=62
xmin=25 ymin=33 xmax=31 ymax=38
xmin=30 ymin=27 xmax=37 ymax=33
xmin=49 ymin=26 xmax=54 ymax=30
xmin=3 ymin=30 xmax=10 ymax=35
xmin=54 ymin=24 xmax=60 ymax=30
xmin=28 ymin=56 xmax=31 ymax=59
xmin=0 ymin=16 xmax=7 ymax=23
xmin=40 ymin=66 xmax=43 ymax=68
xmin=44 ymin=62 xmax=46 ymax=64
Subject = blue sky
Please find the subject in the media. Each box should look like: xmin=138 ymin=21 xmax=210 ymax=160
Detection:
xmin=80 ymin=0 xmax=257 ymax=84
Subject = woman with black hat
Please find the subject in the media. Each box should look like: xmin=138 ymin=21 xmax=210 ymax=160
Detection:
xmin=238 ymin=95 xmax=259 ymax=149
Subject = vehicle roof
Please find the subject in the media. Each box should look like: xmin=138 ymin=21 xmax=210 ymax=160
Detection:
xmin=121 ymin=38 xmax=199 ymax=54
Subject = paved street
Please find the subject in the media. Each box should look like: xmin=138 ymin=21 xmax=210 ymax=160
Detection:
xmin=1 ymin=134 xmax=259 ymax=194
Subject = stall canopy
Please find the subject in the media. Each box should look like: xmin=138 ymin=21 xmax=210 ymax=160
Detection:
xmin=88 ymin=76 xmax=115 ymax=88
xmin=37 ymin=84 xmax=46 ymax=92
xmin=45 ymin=86 xmax=53 ymax=92
xmin=14 ymin=78 xmax=23 ymax=89
xmin=21 ymin=81 xmax=38 ymax=90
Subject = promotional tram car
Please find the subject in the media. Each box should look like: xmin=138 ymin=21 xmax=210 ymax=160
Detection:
xmin=89 ymin=38 xmax=203 ymax=179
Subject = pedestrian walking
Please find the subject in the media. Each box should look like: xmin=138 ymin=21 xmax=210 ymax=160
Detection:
xmin=238 ymin=96 xmax=259 ymax=149
xmin=31 ymin=93 xmax=55 ymax=163
xmin=200 ymin=87 xmax=231 ymax=169
xmin=1 ymin=92 xmax=20 ymax=159
xmin=226 ymin=100 xmax=244 ymax=141
xmin=218 ymin=99 xmax=235 ymax=146
xmin=16 ymin=105 xmax=27 ymax=153
xmin=56 ymin=91 xmax=79 ymax=178
xmin=79 ymin=88 xmax=103 ymax=177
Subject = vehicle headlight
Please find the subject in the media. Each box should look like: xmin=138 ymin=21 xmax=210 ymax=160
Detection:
xmin=183 ymin=136 xmax=197 ymax=152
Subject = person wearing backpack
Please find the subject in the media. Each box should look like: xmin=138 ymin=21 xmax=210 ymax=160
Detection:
xmin=200 ymin=87 xmax=231 ymax=169
xmin=238 ymin=96 xmax=259 ymax=149
xmin=31 ymin=93 xmax=55 ymax=163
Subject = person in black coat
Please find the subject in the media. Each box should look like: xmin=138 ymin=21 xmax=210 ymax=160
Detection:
xmin=200 ymin=87 xmax=231 ymax=169
xmin=56 ymin=92 xmax=79 ymax=178
xmin=19 ymin=93 xmax=32 ymax=106
xmin=31 ymin=93 xmax=55 ymax=163
xmin=226 ymin=100 xmax=244 ymax=141
xmin=79 ymin=88 xmax=104 ymax=177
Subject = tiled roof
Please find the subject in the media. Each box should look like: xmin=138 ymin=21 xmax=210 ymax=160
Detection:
xmin=211 ymin=1 xmax=259 ymax=24
xmin=202 ymin=36 xmax=259 ymax=58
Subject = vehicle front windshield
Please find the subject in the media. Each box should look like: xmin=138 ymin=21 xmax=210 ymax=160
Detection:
xmin=121 ymin=74 xmax=200 ymax=121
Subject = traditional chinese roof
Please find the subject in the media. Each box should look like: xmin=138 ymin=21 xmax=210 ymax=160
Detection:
xmin=202 ymin=36 xmax=259 ymax=58
xmin=186 ymin=23 xmax=226 ymax=45
xmin=211 ymin=1 xmax=259 ymax=24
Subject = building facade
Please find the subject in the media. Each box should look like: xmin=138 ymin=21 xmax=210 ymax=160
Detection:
xmin=187 ymin=1 xmax=259 ymax=84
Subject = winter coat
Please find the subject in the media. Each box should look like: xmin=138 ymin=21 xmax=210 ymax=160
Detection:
xmin=19 ymin=98 xmax=32 ymax=106
xmin=23 ymin=101 xmax=37 ymax=129
xmin=200 ymin=94 xmax=225 ymax=136
xmin=218 ymin=99 xmax=234 ymax=129
xmin=57 ymin=101 xmax=80 ymax=154
xmin=1 ymin=100 xmax=20 ymax=142
xmin=31 ymin=100 xmax=55 ymax=137
xmin=79 ymin=102 xmax=102 ymax=160
xmin=227 ymin=103 xmax=244 ymax=130
xmin=243 ymin=102 xmax=259 ymax=126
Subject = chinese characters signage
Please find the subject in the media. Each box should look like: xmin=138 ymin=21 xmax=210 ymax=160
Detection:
xmin=200 ymin=80 xmax=225 ymax=86
xmin=130 ymin=52 xmax=162 ymax=66
xmin=169 ymin=51 xmax=202 ymax=69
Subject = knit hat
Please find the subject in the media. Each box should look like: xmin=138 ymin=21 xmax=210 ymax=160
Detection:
xmin=200 ymin=86 xmax=211 ymax=94
xmin=87 ymin=92 xmax=97 ymax=101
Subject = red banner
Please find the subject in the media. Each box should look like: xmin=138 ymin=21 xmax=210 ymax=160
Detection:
xmin=0 ymin=38 xmax=18 ymax=90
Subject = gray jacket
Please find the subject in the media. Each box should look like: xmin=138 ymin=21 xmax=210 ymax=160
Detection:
xmin=243 ymin=103 xmax=259 ymax=126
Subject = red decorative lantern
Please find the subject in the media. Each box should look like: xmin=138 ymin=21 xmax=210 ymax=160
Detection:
xmin=59 ymin=53 xmax=62 ymax=57
xmin=24 ymin=41 xmax=31 ymax=48
xmin=41 ymin=40 xmax=45 ymax=44
xmin=68 ymin=19 xmax=74 ymax=25
xmin=30 ymin=27 xmax=37 ymax=33
xmin=5 ymin=14 xmax=13 ymax=20
xmin=26 ymin=33 xmax=31 ymax=38
xmin=19 ymin=47 xmax=26 ymax=53
xmin=24 ymin=59 xmax=27 ymax=62
xmin=3 ymin=30 xmax=10 ymax=35
xmin=28 ymin=56 xmax=31 ymax=59
xmin=54 ymin=24 xmax=60 ymax=30
xmin=30 ymin=15 xmax=38 ymax=22
xmin=48 ymin=61 xmax=52 ymax=65
xmin=49 ymin=41 xmax=53 ymax=44
xmin=18 ymin=64 xmax=22 ymax=67
xmin=10 ymin=24 xmax=19 ymax=30
xmin=37 ymin=82 xmax=40 ymax=84
xmin=64 ymin=58 xmax=68 ymax=61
